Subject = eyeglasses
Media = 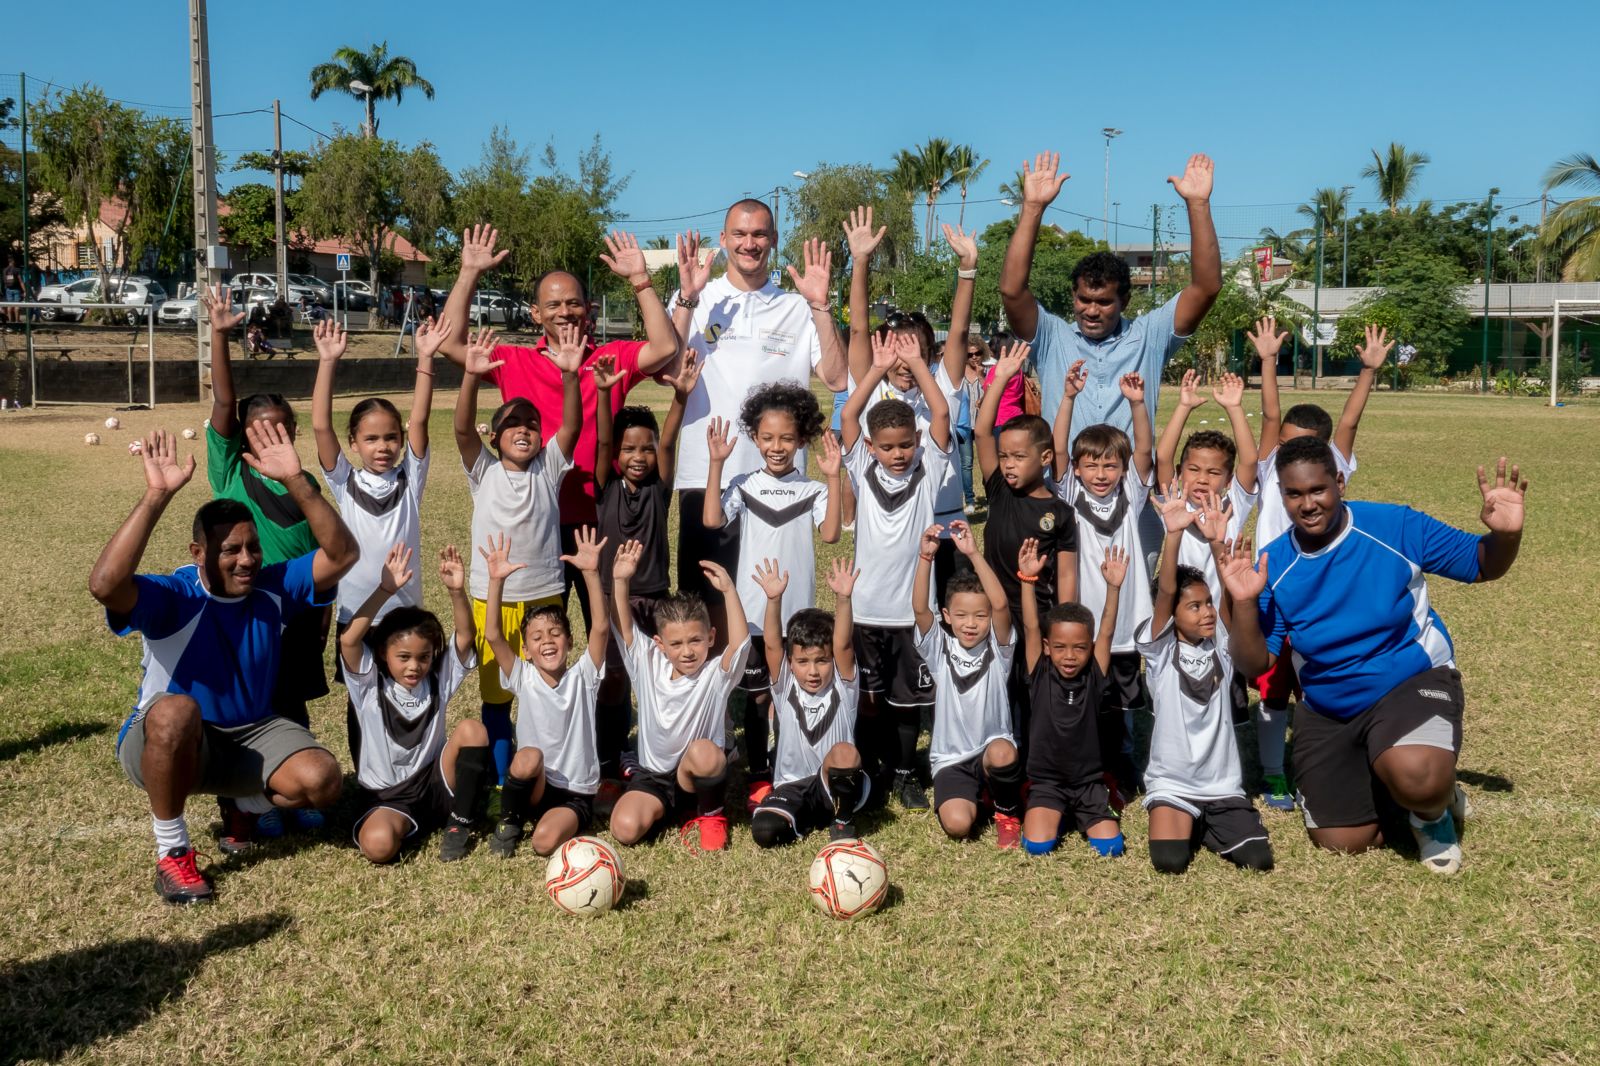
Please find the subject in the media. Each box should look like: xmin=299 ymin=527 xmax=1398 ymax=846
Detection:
xmin=885 ymin=310 xmax=928 ymax=329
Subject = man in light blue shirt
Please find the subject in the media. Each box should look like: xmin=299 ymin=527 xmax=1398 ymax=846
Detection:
xmin=1000 ymin=151 xmax=1223 ymax=446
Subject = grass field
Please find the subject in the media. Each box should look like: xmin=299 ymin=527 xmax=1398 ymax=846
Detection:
xmin=1 ymin=386 xmax=1598 ymax=1065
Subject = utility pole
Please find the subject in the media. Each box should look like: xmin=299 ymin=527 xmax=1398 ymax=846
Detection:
xmin=273 ymin=99 xmax=287 ymax=297
xmin=1312 ymin=205 xmax=1323 ymax=387
xmin=20 ymin=72 xmax=35 ymax=406
xmin=1536 ymin=192 xmax=1547 ymax=284
xmin=1340 ymin=184 xmax=1354 ymax=287
xmin=1101 ymin=128 xmax=1122 ymax=245
xmin=188 ymin=0 xmax=222 ymax=399
xmin=1481 ymin=188 xmax=1498 ymax=392
xmin=1149 ymin=204 xmax=1158 ymax=299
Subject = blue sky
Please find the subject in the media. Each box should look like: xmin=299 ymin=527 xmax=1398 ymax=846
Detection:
xmin=9 ymin=0 xmax=1597 ymax=254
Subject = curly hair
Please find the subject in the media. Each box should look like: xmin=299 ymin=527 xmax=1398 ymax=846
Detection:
xmin=1044 ymin=602 xmax=1094 ymax=638
xmin=519 ymin=603 xmax=571 ymax=640
xmin=615 ymin=405 xmax=659 ymax=440
xmin=739 ymin=381 xmax=825 ymax=443
xmin=367 ymin=607 xmax=447 ymax=670
xmin=866 ymin=397 xmax=917 ymax=438
xmin=1275 ymin=435 xmax=1338 ymax=479
xmin=1070 ymin=251 xmax=1133 ymax=303
xmin=1174 ymin=565 xmax=1210 ymax=600
xmin=1180 ymin=429 xmax=1237 ymax=469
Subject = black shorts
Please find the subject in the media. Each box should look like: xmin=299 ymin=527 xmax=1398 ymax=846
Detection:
xmin=118 ymin=709 xmax=324 ymax=798
xmin=1144 ymin=794 xmax=1269 ymax=859
xmin=932 ymin=754 xmax=996 ymax=810
xmin=1026 ymin=776 xmax=1121 ymax=834
xmin=1105 ymin=651 xmax=1146 ymax=715
xmin=755 ymin=774 xmax=869 ymax=835
xmin=676 ymin=488 xmax=741 ymax=601
xmin=855 ymin=624 xmax=934 ymax=709
xmin=599 ymin=594 xmax=661 ymax=706
xmin=623 ymin=767 xmax=691 ymax=815
xmin=530 ymin=782 xmax=594 ymax=833
xmin=274 ymin=605 xmax=330 ymax=706
xmin=1293 ymin=665 xmax=1464 ymax=830
xmin=736 ymin=640 xmax=773 ymax=694
xmin=352 ymin=759 xmax=453 ymax=842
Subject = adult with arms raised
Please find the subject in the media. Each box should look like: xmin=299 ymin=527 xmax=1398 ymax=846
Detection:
xmin=436 ymin=224 xmax=681 ymax=626
xmin=89 ymin=426 xmax=359 ymax=904
xmin=1221 ymin=439 xmax=1527 ymax=876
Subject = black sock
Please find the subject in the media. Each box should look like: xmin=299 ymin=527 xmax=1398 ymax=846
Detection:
xmin=896 ymin=712 xmax=920 ymax=775
xmin=987 ymin=758 xmax=1024 ymax=816
xmin=500 ymin=773 xmax=534 ymax=828
xmin=743 ymin=693 xmax=770 ymax=778
xmin=827 ymin=766 xmax=865 ymax=820
xmin=345 ymin=698 xmax=363 ymax=766
xmin=690 ymin=770 xmax=727 ymax=816
xmin=449 ymin=746 xmax=491 ymax=827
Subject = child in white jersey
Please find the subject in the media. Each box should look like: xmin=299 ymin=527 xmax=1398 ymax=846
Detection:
xmin=340 ymin=544 xmax=489 ymax=864
xmin=1245 ymin=317 xmax=1392 ymax=811
xmin=481 ymin=528 xmax=608 ymax=859
xmin=1137 ymin=492 xmax=1273 ymax=874
xmin=748 ymin=557 xmax=868 ymax=846
xmin=609 ymin=542 xmax=751 ymax=853
xmin=1051 ymin=360 xmax=1156 ymax=800
xmin=703 ymin=382 xmax=843 ymax=812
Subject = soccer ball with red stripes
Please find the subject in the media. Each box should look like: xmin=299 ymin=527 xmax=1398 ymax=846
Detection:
xmin=544 ymin=836 xmax=625 ymax=917
xmin=808 ymin=839 xmax=888 ymax=920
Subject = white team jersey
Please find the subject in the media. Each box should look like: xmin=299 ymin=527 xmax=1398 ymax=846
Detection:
xmin=1136 ymin=616 xmax=1244 ymax=804
xmin=1255 ymin=442 xmax=1357 ymax=549
xmin=466 ymin=441 xmax=572 ymax=602
xmin=1177 ymin=479 xmax=1258 ymax=608
xmin=918 ymin=623 xmax=1016 ymax=779
xmin=674 ymin=275 xmax=824 ymax=489
xmin=346 ymin=642 xmax=476 ymax=791
xmin=1055 ymin=467 xmax=1153 ymax=654
xmin=845 ymin=438 xmax=951 ymax=628
xmin=769 ymin=660 xmax=860 ymax=788
xmin=851 ymin=363 xmax=964 ymax=532
xmin=620 ymin=630 xmax=750 ymax=774
xmin=723 ymin=468 xmax=829 ymax=635
xmin=502 ymin=654 xmax=604 ymax=795
xmin=326 ymin=449 xmax=430 ymax=625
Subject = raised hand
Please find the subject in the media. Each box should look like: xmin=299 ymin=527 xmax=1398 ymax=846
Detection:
xmin=919 ymin=523 xmax=944 ymax=561
xmin=600 ymin=230 xmax=649 ymax=284
xmin=1193 ymin=489 xmax=1229 ymax=542
xmin=592 ymin=353 xmax=623 ymax=392
xmin=1119 ymin=372 xmax=1145 ymax=404
xmin=1167 ymin=153 xmax=1215 ymax=203
xmin=941 ymin=222 xmax=979 ymax=270
xmin=817 ymin=430 xmax=842 ymax=477
xmin=545 ymin=322 xmax=587 ymax=374
xmin=1017 ymin=537 xmax=1046 ymax=579
xmin=241 ymin=420 xmax=304 ymax=483
xmin=1062 ymin=358 xmax=1088 ymax=399
xmin=993 ymin=339 xmax=1031 ymax=383
xmin=870 ymin=329 xmax=916 ymax=371
xmin=1357 ymin=323 xmax=1396 ymax=371
xmin=1022 ymin=151 xmax=1070 ymax=209
xmin=460 ymin=223 xmax=510 ymax=273
xmin=786 ymin=238 xmax=834 ymax=309
xmin=752 ymin=558 xmax=789 ymax=601
xmin=1477 ymin=457 xmax=1528 ymax=535
xmin=141 ymin=430 xmax=196 ymax=496
xmin=478 ymin=531 xmax=527 ymax=583
xmin=1212 ymin=371 xmax=1245 ymax=409
xmin=843 ymin=205 xmax=888 ymax=262
xmin=464 ymin=326 xmax=505 ymax=376
xmin=659 ymin=352 xmax=702 ymax=398
xmin=826 ymin=558 xmax=860 ymax=598
xmin=559 ymin=525 xmax=607 ymax=573
xmin=415 ymin=315 xmax=453 ymax=361
xmin=699 ymin=560 xmax=736 ymax=594
xmin=312 ymin=317 xmax=348 ymax=363
xmin=438 ymin=545 xmax=466 ymax=591
xmin=706 ymin=417 xmax=735 ymax=462
xmin=1101 ymin=544 xmax=1130 ymax=588
xmin=612 ymin=539 xmax=643 ymax=582
xmin=379 ymin=543 xmax=414 ymax=593
xmin=1178 ymin=368 xmax=1207 ymax=409
xmin=1219 ymin=541 xmax=1269 ymax=602
xmin=676 ymin=231 xmax=714 ymax=299
xmin=948 ymin=519 xmax=979 ymax=558
xmin=1246 ymin=316 xmax=1289 ymax=362
xmin=1154 ymin=476 xmax=1194 ymax=532
xmin=202 ymin=283 xmax=245 ymax=332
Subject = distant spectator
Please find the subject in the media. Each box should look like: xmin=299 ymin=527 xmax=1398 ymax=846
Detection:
xmin=2 ymin=254 xmax=22 ymax=324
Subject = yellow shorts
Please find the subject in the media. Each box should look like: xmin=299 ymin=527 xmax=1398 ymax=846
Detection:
xmin=472 ymin=594 xmax=563 ymax=705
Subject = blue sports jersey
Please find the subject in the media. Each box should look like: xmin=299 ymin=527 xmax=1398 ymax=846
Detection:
xmin=1257 ymin=501 xmax=1481 ymax=721
xmin=108 ymin=554 xmax=327 ymax=728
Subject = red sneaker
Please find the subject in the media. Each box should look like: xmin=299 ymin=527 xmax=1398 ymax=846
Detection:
xmin=594 ymin=778 xmax=624 ymax=820
xmin=154 ymin=847 xmax=214 ymax=904
xmin=1102 ymin=771 xmax=1127 ymax=815
xmin=216 ymin=798 xmax=257 ymax=855
xmin=681 ymin=810 xmax=730 ymax=852
xmin=745 ymin=779 xmax=773 ymax=815
xmin=994 ymin=812 xmax=1022 ymax=850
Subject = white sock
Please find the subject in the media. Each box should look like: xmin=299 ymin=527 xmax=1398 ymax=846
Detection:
xmin=1256 ymin=704 xmax=1290 ymax=778
xmin=152 ymin=815 xmax=190 ymax=858
xmin=235 ymin=792 xmax=274 ymax=814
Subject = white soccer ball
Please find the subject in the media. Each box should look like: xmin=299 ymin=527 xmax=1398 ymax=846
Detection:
xmin=182 ymin=428 xmax=197 ymax=440
xmin=476 ymin=422 xmax=490 ymax=435
xmin=127 ymin=440 xmax=143 ymax=456
xmin=808 ymin=838 xmax=889 ymax=920
xmin=544 ymin=836 xmax=625 ymax=917
xmin=84 ymin=432 xmax=101 ymax=446
xmin=104 ymin=416 xmax=120 ymax=430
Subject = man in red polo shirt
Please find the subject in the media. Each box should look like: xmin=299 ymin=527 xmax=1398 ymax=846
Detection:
xmin=438 ymin=224 xmax=681 ymax=626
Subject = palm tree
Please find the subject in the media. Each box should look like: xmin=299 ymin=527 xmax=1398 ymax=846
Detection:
xmin=891 ymin=138 xmax=955 ymax=249
xmin=997 ymin=167 xmax=1028 ymax=205
xmin=309 ymin=43 xmax=435 ymax=138
xmin=1537 ymin=152 xmax=1600 ymax=280
xmin=1361 ymin=142 xmax=1429 ymax=214
xmin=1296 ymin=186 xmax=1349 ymax=236
xmin=644 ymin=236 xmax=670 ymax=250
xmin=948 ymin=144 xmax=989 ymax=227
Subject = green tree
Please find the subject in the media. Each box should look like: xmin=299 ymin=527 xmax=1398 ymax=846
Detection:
xmin=1536 ymin=152 xmax=1600 ymax=280
xmin=1362 ymin=142 xmax=1430 ymax=214
xmin=948 ymin=144 xmax=988 ymax=227
xmin=308 ymin=42 xmax=435 ymax=137
xmin=965 ymin=218 xmax=1102 ymax=329
xmin=121 ymin=116 xmax=193 ymax=275
xmin=1332 ymin=250 xmax=1469 ymax=379
xmin=1338 ymin=202 xmax=1532 ymax=288
xmin=785 ymin=163 xmax=916 ymax=281
xmin=997 ymin=167 xmax=1027 ymax=204
xmin=890 ymin=138 xmax=955 ymax=249
xmin=1296 ymin=187 xmax=1349 ymax=240
xmin=30 ymin=86 xmax=139 ymax=295
xmin=220 ymin=183 xmax=279 ymax=271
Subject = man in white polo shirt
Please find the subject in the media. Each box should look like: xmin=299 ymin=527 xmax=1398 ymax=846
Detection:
xmin=669 ymin=199 xmax=848 ymax=605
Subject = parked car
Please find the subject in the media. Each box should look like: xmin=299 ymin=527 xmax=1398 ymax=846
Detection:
xmin=230 ymin=271 xmax=322 ymax=308
xmin=34 ymin=277 xmax=101 ymax=321
xmin=286 ymin=272 xmax=333 ymax=306
xmin=158 ymin=290 xmax=245 ymax=327
xmin=469 ymin=291 xmax=518 ymax=326
xmin=332 ymin=279 xmax=372 ymax=311
xmin=33 ymin=275 xmax=166 ymax=324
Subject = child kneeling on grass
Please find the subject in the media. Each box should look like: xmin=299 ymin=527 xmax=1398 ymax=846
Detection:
xmin=480 ymin=528 xmax=609 ymax=859
xmin=341 ymin=544 xmax=491 ymax=864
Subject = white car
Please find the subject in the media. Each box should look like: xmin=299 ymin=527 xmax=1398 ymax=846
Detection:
xmin=158 ymin=291 xmax=245 ymax=327
xmin=34 ymin=277 xmax=101 ymax=321
xmin=231 ymin=271 xmax=322 ymax=308
xmin=35 ymin=276 xmax=167 ymax=324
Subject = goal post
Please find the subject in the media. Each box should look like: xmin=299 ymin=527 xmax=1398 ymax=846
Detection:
xmin=9 ymin=301 xmax=160 ymax=408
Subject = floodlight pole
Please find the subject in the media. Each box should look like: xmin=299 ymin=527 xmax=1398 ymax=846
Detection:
xmin=20 ymin=71 xmax=35 ymax=407
xmin=1312 ymin=205 xmax=1323 ymax=388
xmin=273 ymin=99 xmax=287 ymax=297
xmin=1480 ymin=189 xmax=1499 ymax=392
xmin=1101 ymin=128 xmax=1122 ymax=245
xmin=1340 ymin=184 xmax=1354 ymax=287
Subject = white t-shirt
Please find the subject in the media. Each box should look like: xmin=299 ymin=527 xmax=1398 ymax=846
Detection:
xmin=1055 ymin=467 xmax=1152 ymax=654
xmin=769 ymin=660 xmax=859 ymax=789
xmin=1136 ymin=616 xmax=1243 ymax=804
xmin=325 ymin=448 xmax=429 ymax=625
xmin=465 ymin=441 xmax=572 ymax=602
xmin=1255 ymin=442 xmax=1357 ymax=549
xmin=845 ymin=438 xmax=951 ymax=628
xmin=723 ymin=468 xmax=829 ymax=636
xmin=502 ymin=654 xmax=603 ymax=795
xmin=1177 ymin=479 xmax=1258 ymax=609
xmin=851 ymin=364 xmax=964 ymax=533
xmin=674 ymin=275 xmax=824 ymax=489
xmin=918 ymin=623 xmax=1016 ymax=779
xmin=346 ymin=641 xmax=476 ymax=792
xmin=620 ymin=630 xmax=750 ymax=774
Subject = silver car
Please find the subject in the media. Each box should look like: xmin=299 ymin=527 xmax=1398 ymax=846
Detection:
xmin=158 ymin=290 xmax=245 ymax=327
xmin=34 ymin=275 xmax=166 ymax=324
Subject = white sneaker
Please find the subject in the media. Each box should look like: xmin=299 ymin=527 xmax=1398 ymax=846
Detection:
xmin=1449 ymin=784 xmax=1471 ymax=827
xmin=1409 ymin=810 xmax=1462 ymax=875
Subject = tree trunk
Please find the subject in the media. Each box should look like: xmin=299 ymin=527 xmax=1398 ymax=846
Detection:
xmin=366 ymin=97 xmax=377 ymax=139
xmin=958 ymin=185 xmax=967 ymax=228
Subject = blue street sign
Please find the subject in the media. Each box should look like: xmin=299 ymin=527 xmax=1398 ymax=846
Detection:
xmin=336 ymin=253 xmax=352 ymax=272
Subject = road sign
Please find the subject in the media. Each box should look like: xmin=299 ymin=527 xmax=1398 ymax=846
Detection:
xmin=336 ymin=252 xmax=352 ymax=272
xmin=1301 ymin=322 xmax=1338 ymax=346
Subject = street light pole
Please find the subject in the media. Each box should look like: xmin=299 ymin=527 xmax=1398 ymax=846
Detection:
xmin=349 ymin=79 xmax=373 ymax=137
xmin=1112 ymin=201 xmax=1120 ymax=249
xmin=1101 ymin=128 xmax=1122 ymax=245
xmin=1340 ymin=184 xmax=1354 ymax=287
xmin=1482 ymin=187 xmax=1499 ymax=392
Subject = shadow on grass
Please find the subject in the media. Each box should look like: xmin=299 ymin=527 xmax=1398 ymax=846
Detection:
xmin=0 ymin=719 xmax=112 ymax=763
xmin=0 ymin=912 xmax=292 ymax=1065
xmin=1457 ymin=769 xmax=1514 ymax=793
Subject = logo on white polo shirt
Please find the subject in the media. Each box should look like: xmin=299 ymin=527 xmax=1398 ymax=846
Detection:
xmin=705 ymin=323 xmax=725 ymax=346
